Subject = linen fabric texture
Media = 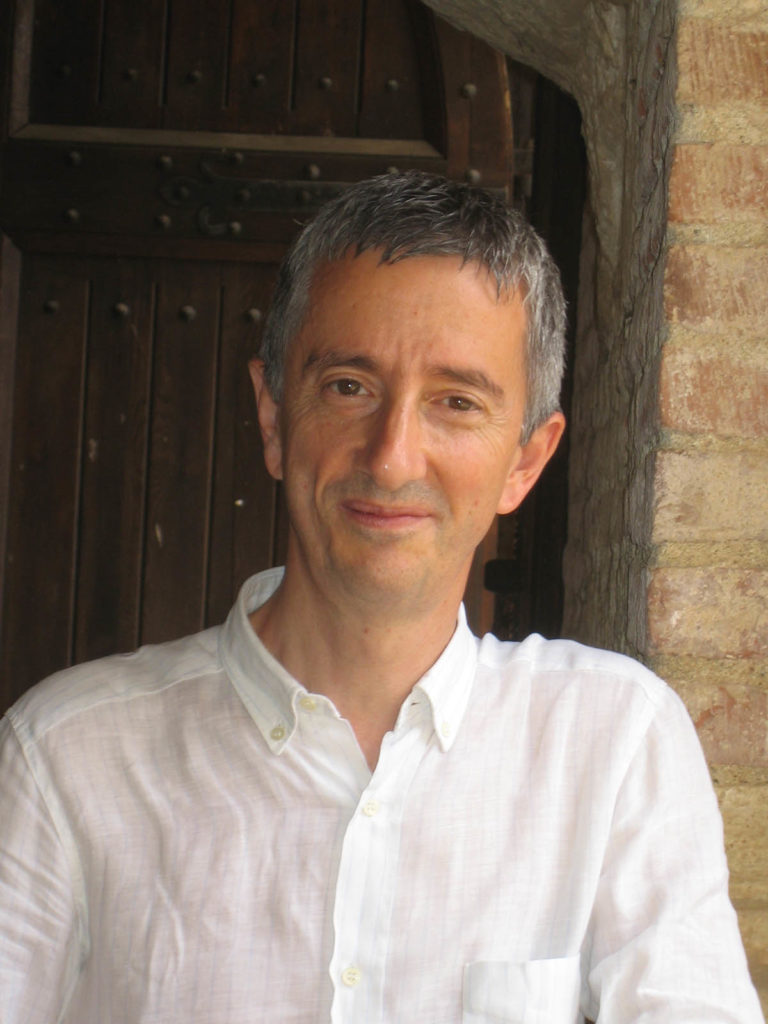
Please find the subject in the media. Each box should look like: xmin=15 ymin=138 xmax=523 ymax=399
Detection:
xmin=0 ymin=568 xmax=763 ymax=1024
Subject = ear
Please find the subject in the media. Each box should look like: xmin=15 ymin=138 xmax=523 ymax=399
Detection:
xmin=248 ymin=358 xmax=284 ymax=481
xmin=496 ymin=412 xmax=565 ymax=515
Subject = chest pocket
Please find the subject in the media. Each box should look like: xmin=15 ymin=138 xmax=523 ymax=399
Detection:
xmin=462 ymin=955 xmax=583 ymax=1024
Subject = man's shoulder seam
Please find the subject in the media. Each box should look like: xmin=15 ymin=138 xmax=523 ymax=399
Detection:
xmin=7 ymin=627 xmax=223 ymax=744
xmin=477 ymin=633 xmax=670 ymax=708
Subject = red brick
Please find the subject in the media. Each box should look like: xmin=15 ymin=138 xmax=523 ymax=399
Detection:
xmin=664 ymin=245 xmax=768 ymax=329
xmin=676 ymin=682 xmax=768 ymax=767
xmin=678 ymin=20 xmax=768 ymax=105
xmin=648 ymin=568 xmax=768 ymax=657
xmin=653 ymin=451 xmax=768 ymax=539
xmin=669 ymin=144 xmax=768 ymax=223
xmin=659 ymin=343 xmax=768 ymax=437
xmin=717 ymin=784 xmax=768 ymax=887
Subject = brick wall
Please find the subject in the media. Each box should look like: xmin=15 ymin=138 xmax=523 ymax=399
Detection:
xmin=651 ymin=0 xmax=768 ymax=1006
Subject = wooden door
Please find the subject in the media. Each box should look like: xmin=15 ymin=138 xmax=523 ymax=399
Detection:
xmin=0 ymin=0 xmax=520 ymax=706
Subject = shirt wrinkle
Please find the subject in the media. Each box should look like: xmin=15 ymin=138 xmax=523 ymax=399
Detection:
xmin=2 ymin=719 xmax=92 ymax=990
xmin=9 ymin=630 xmax=221 ymax=746
xmin=0 ymin=568 xmax=762 ymax=1024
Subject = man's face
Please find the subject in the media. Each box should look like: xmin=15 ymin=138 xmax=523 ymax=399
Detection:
xmin=252 ymin=250 xmax=564 ymax=616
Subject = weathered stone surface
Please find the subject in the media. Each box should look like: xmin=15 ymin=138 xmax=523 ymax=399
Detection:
xmin=674 ymin=681 xmax=768 ymax=766
xmin=669 ymin=144 xmax=768 ymax=224
xmin=654 ymin=541 xmax=768 ymax=570
xmin=677 ymin=20 xmax=768 ymax=105
xmin=665 ymin=245 xmax=768 ymax=331
xmin=677 ymin=102 xmax=768 ymax=145
xmin=715 ymin=780 xmax=768 ymax=1008
xmin=655 ymin=654 xmax=768 ymax=693
xmin=659 ymin=339 xmax=768 ymax=437
xmin=563 ymin=1 xmax=677 ymax=657
xmin=653 ymin=450 xmax=768 ymax=541
xmin=731 ymin=899 xmax=768 ymax=1018
xmin=716 ymin=783 xmax=768 ymax=894
xmin=648 ymin=568 xmax=768 ymax=657
xmin=680 ymin=0 xmax=768 ymax=19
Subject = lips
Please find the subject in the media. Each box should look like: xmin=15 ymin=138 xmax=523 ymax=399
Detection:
xmin=341 ymin=498 xmax=433 ymax=529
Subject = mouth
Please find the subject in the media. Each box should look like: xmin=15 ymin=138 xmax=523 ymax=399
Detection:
xmin=340 ymin=499 xmax=433 ymax=531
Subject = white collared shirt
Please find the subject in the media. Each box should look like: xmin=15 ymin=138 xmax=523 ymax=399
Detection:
xmin=0 ymin=569 xmax=762 ymax=1023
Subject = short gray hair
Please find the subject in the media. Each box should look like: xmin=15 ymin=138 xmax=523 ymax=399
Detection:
xmin=260 ymin=171 xmax=565 ymax=442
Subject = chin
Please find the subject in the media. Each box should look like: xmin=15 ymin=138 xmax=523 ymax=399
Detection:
xmin=331 ymin=554 xmax=454 ymax=614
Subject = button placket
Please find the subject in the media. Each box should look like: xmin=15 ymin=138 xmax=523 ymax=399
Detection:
xmin=329 ymin=722 xmax=429 ymax=1023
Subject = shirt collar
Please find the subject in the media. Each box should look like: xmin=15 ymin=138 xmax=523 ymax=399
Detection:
xmin=409 ymin=604 xmax=478 ymax=751
xmin=219 ymin=569 xmax=479 ymax=754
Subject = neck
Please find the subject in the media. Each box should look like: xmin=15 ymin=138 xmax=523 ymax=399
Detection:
xmin=249 ymin=569 xmax=463 ymax=769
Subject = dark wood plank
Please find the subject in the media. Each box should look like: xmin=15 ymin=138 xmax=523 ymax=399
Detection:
xmin=0 ymin=237 xmax=21 ymax=665
xmin=0 ymin=255 xmax=88 ymax=704
xmin=508 ymin=59 xmax=538 ymax=206
xmin=467 ymin=39 xmax=514 ymax=190
xmin=16 ymin=229 xmax=293 ymax=265
xmin=99 ymin=0 xmax=166 ymax=126
xmin=229 ymin=0 xmax=296 ymax=134
xmin=73 ymin=258 xmax=154 ymax=662
xmin=357 ymin=0 xmax=424 ymax=140
xmin=0 ymin=138 xmax=446 ymax=260
xmin=292 ymin=0 xmax=363 ymax=136
xmin=5 ymin=0 xmax=33 ymax=133
xmin=164 ymin=0 xmax=231 ymax=131
xmin=404 ymin=1 xmax=445 ymax=155
xmin=206 ymin=260 xmax=282 ymax=625
xmin=140 ymin=263 xmax=219 ymax=644
xmin=432 ymin=15 xmax=472 ymax=178
xmin=28 ymin=0 xmax=102 ymax=124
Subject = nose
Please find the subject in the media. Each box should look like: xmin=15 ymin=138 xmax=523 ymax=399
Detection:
xmin=361 ymin=398 xmax=427 ymax=490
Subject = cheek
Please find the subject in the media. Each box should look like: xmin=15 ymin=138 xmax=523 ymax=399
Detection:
xmin=283 ymin=423 xmax=353 ymax=488
xmin=448 ymin=456 xmax=514 ymax=520
xmin=446 ymin=442 xmax=510 ymax=492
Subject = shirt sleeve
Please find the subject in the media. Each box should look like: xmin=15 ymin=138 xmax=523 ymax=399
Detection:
xmin=0 ymin=715 xmax=82 ymax=1023
xmin=584 ymin=686 xmax=764 ymax=1023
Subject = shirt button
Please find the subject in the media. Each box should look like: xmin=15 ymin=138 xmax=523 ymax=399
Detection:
xmin=298 ymin=696 xmax=317 ymax=712
xmin=270 ymin=724 xmax=286 ymax=741
xmin=341 ymin=966 xmax=361 ymax=987
xmin=440 ymin=721 xmax=451 ymax=738
xmin=361 ymin=800 xmax=379 ymax=817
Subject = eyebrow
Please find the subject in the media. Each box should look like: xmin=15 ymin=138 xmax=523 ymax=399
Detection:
xmin=302 ymin=349 xmax=506 ymax=402
xmin=431 ymin=365 xmax=506 ymax=402
xmin=302 ymin=349 xmax=378 ymax=377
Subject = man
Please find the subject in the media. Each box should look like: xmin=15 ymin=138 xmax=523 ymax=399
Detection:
xmin=0 ymin=172 xmax=762 ymax=1023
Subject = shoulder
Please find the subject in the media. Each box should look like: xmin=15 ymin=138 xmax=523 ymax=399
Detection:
xmin=5 ymin=626 xmax=222 ymax=747
xmin=475 ymin=632 xmax=685 ymax=725
xmin=469 ymin=633 xmax=706 ymax=803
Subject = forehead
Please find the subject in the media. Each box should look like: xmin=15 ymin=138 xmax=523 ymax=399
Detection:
xmin=295 ymin=249 xmax=524 ymax=349
xmin=281 ymin=251 xmax=529 ymax=416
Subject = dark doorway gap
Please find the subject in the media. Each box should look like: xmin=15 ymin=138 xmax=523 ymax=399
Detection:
xmin=490 ymin=62 xmax=587 ymax=641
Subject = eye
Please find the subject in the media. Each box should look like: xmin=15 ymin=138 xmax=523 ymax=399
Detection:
xmin=443 ymin=394 xmax=479 ymax=412
xmin=328 ymin=377 xmax=366 ymax=396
